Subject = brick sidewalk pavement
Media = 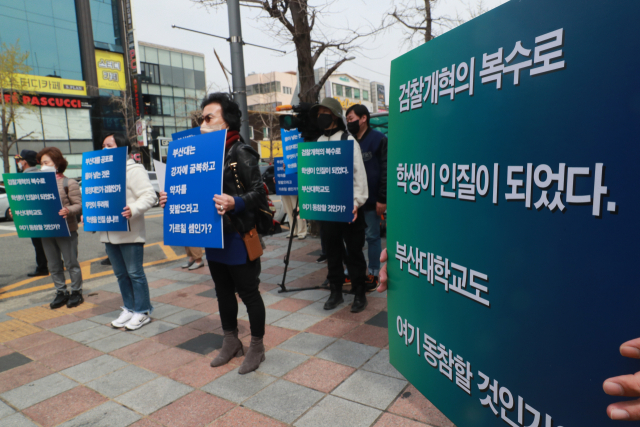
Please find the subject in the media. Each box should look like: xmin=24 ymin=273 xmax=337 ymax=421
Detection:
xmin=0 ymin=235 xmax=456 ymax=427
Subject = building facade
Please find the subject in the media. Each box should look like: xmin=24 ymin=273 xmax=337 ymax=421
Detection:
xmin=246 ymin=71 xmax=297 ymax=112
xmin=314 ymin=67 xmax=387 ymax=114
xmin=137 ymin=42 xmax=206 ymax=141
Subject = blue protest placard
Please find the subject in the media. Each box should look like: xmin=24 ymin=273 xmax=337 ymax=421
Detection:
xmin=388 ymin=1 xmax=640 ymax=426
xmin=274 ymin=157 xmax=298 ymax=196
xmin=298 ymin=140 xmax=353 ymax=222
xmin=82 ymin=147 xmax=129 ymax=232
xmin=281 ymin=128 xmax=301 ymax=175
xmin=172 ymin=127 xmax=201 ymax=141
xmin=163 ymin=129 xmax=225 ymax=248
xmin=3 ymin=172 xmax=70 ymax=238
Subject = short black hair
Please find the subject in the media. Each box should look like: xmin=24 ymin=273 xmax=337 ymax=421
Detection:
xmin=200 ymin=92 xmax=242 ymax=132
xmin=104 ymin=133 xmax=130 ymax=154
xmin=346 ymin=104 xmax=370 ymax=126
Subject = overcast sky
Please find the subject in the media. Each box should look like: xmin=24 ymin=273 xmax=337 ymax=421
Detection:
xmin=134 ymin=0 xmax=508 ymax=103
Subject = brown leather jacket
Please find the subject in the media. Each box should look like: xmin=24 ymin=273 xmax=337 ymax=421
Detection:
xmin=56 ymin=176 xmax=82 ymax=232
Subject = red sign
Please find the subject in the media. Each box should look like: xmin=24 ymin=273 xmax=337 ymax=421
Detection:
xmin=3 ymin=93 xmax=86 ymax=109
xmin=132 ymin=75 xmax=141 ymax=119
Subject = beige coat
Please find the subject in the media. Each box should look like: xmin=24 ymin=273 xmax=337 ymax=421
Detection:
xmin=56 ymin=176 xmax=82 ymax=232
xmin=100 ymin=159 xmax=157 ymax=244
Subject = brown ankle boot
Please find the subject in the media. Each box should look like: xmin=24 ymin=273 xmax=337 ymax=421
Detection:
xmin=238 ymin=336 xmax=265 ymax=375
xmin=210 ymin=329 xmax=244 ymax=367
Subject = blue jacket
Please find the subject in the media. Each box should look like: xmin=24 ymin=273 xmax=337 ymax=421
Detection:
xmin=357 ymin=128 xmax=388 ymax=209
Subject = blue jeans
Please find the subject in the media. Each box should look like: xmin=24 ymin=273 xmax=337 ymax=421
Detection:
xmin=363 ymin=209 xmax=382 ymax=276
xmin=105 ymin=243 xmax=153 ymax=314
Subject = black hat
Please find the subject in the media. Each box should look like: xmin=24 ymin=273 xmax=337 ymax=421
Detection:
xmin=15 ymin=150 xmax=38 ymax=166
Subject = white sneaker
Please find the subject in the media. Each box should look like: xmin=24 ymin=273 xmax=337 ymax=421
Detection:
xmin=111 ymin=309 xmax=133 ymax=328
xmin=125 ymin=313 xmax=151 ymax=330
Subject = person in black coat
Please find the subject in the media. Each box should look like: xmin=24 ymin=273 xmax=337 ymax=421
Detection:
xmin=160 ymin=93 xmax=267 ymax=374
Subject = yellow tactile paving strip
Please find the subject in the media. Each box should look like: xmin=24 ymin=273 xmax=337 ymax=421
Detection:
xmin=0 ymin=320 xmax=42 ymax=343
xmin=7 ymin=303 xmax=96 ymax=324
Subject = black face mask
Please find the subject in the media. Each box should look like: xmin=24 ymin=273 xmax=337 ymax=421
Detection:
xmin=347 ymin=120 xmax=360 ymax=136
xmin=317 ymin=114 xmax=333 ymax=130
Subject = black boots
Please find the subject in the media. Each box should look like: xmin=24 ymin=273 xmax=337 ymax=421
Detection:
xmin=323 ymin=283 xmax=344 ymax=310
xmin=28 ymin=268 xmax=49 ymax=277
xmin=351 ymin=284 xmax=368 ymax=313
xmin=239 ymin=336 xmax=265 ymax=375
xmin=50 ymin=291 xmax=69 ymax=309
xmin=211 ymin=329 xmax=244 ymax=367
xmin=67 ymin=291 xmax=84 ymax=308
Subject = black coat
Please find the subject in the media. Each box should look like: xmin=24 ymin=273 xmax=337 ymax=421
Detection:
xmin=222 ymin=139 xmax=265 ymax=234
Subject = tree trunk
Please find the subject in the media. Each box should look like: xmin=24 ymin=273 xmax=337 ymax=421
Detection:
xmin=425 ymin=0 xmax=433 ymax=43
xmin=289 ymin=1 xmax=319 ymax=104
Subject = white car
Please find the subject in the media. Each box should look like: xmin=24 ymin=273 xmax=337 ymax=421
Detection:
xmin=0 ymin=186 xmax=11 ymax=221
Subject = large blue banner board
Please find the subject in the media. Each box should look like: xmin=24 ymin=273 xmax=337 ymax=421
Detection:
xmin=388 ymin=1 xmax=640 ymax=426
xmin=298 ymin=140 xmax=353 ymax=223
xmin=274 ymin=157 xmax=298 ymax=196
xmin=163 ymin=130 xmax=225 ymax=248
xmin=82 ymin=147 xmax=129 ymax=232
xmin=3 ymin=172 xmax=70 ymax=238
xmin=281 ymin=128 xmax=301 ymax=175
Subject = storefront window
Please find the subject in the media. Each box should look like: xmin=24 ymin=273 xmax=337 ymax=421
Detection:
xmin=41 ymin=107 xmax=69 ymax=140
xmin=67 ymin=109 xmax=92 ymax=140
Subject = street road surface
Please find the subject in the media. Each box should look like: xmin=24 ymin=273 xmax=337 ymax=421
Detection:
xmin=0 ymin=207 xmax=185 ymax=301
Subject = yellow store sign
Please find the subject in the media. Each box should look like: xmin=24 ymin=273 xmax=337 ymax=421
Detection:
xmin=95 ymin=50 xmax=126 ymax=91
xmin=259 ymin=140 xmax=283 ymax=159
xmin=2 ymin=74 xmax=86 ymax=96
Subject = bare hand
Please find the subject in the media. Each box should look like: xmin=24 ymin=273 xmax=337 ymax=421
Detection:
xmin=80 ymin=215 xmax=83 ymax=224
xmin=377 ymin=248 xmax=388 ymax=292
xmin=213 ymin=194 xmax=235 ymax=215
xmin=350 ymin=206 xmax=358 ymax=223
xmin=604 ymin=338 xmax=640 ymax=420
xmin=159 ymin=191 xmax=167 ymax=208
xmin=59 ymin=207 xmax=69 ymax=219
xmin=122 ymin=206 xmax=132 ymax=219
xmin=376 ymin=202 xmax=387 ymax=217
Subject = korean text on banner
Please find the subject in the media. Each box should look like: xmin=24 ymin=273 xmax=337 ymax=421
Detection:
xmin=95 ymin=50 xmax=126 ymax=91
xmin=298 ymin=140 xmax=353 ymax=222
xmin=2 ymin=172 xmax=70 ymax=238
xmin=281 ymin=128 xmax=301 ymax=175
xmin=388 ymin=1 xmax=640 ymax=426
xmin=82 ymin=147 xmax=129 ymax=232
xmin=274 ymin=157 xmax=298 ymax=196
xmin=163 ymin=129 xmax=226 ymax=248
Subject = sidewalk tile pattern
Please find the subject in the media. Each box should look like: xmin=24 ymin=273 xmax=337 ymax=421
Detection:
xmin=0 ymin=235 xmax=454 ymax=427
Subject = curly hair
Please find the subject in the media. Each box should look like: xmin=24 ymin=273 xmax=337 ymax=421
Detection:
xmin=200 ymin=92 xmax=242 ymax=131
xmin=36 ymin=147 xmax=68 ymax=173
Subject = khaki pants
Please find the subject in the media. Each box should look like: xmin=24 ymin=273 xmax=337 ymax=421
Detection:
xmin=184 ymin=247 xmax=203 ymax=260
xmin=281 ymin=195 xmax=307 ymax=238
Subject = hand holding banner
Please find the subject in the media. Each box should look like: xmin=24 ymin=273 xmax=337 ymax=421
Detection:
xmin=163 ymin=129 xmax=225 ymax=248
xmin=3 ymin=172 xmax=70 ymax=238
xmin=82 ymin=147 xmax=129 ymax=232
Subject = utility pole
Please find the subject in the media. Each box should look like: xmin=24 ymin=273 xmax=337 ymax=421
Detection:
xmin=227 ymin=0 xmax=250 ymax=143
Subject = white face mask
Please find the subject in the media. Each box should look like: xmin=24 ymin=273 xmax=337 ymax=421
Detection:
xmin=40 ymin=165 xmax=56 ymax=172
xmin=104 ymin=146 xmax=116 ymax=150
xmin=17 ymin=162 xmax=23 ymax=172
xmin=200 ymin=124 xmax=226 ymax=134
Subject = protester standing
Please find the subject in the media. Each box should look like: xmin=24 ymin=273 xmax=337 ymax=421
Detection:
xmin=346 ymin=104 xmax=387 ymax=290
xmin=310 ymin=98 xmax=369 ymax=313
xmin=35 ymin=148 xmax=83 ymax=308
xmin=281 ymin=195 xmax=307 ymax=239
xmin=182 ymin=247 xmax=205 ymax=270
xmin=160 ymin=93 xmax=267 ymax=374
xmin=13 ymin=150 xmax=49 ymax=277
xmin=101 ymin=134 xmax=158 ymax=330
